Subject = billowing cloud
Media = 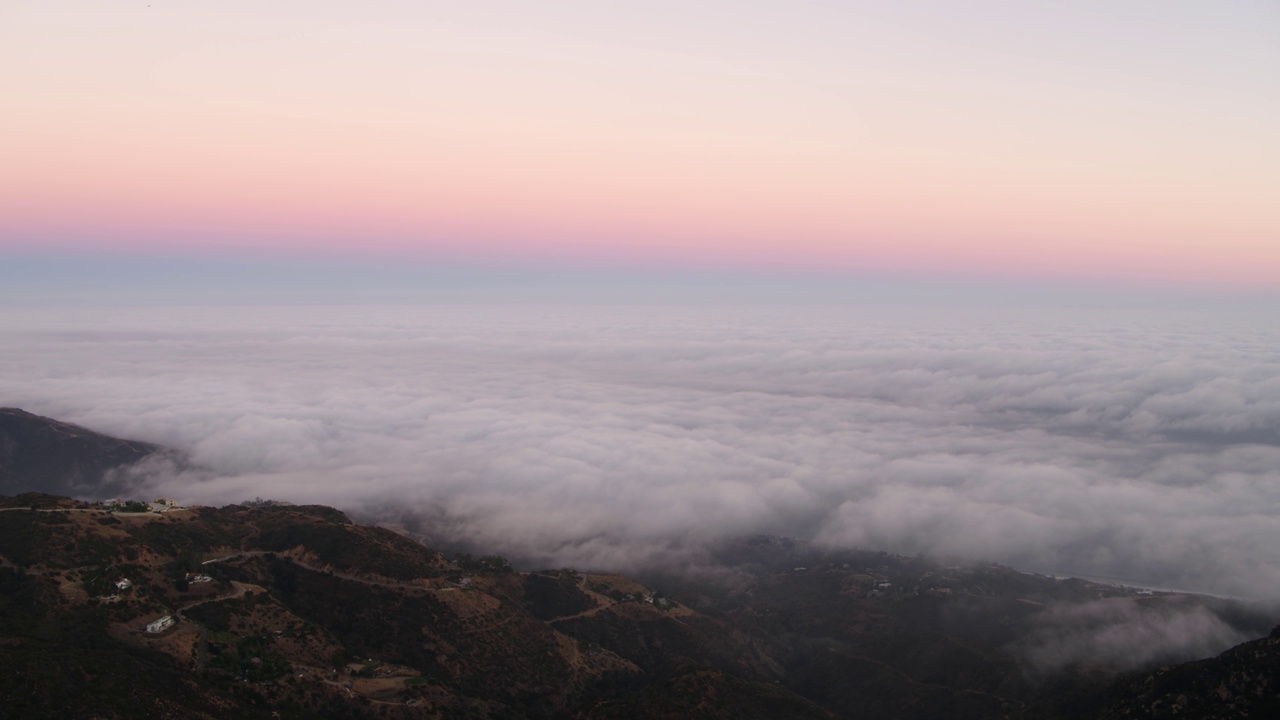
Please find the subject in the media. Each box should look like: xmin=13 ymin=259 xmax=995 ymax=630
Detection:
xmin=1 ymin=304 xmax=1278 ymax=599
xmin=1015 ymin=599 xmax=1252 ymax=675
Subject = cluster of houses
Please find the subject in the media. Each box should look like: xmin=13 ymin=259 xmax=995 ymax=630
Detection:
xmin=98 ymin=498 xmax=183 ymax=513
xmin=615 ymin=591 xmax=672 ymax=609
xmin=185 ymin=572 xmax=214 ymax=584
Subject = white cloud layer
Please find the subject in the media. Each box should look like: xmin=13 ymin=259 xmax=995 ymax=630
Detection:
xmin=1016 ymin=599 xmax=1252 ymax=674
xmin=2 ymin=304 xmax=1278 ymax=598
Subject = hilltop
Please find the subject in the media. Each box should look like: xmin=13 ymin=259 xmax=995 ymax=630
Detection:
xmin=1 ymin=493 xmax=1277 ymax=719
xmin=0 ymin=494 xmax=828 ymax=718
xmin=0 ymin=408 xmax=164 ymax=498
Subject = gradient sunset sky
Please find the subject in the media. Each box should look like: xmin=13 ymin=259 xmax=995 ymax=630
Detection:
xmin=2 ymin=1 xmax=1278 ymax=298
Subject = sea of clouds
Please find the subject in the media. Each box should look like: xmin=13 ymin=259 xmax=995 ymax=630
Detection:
xmin=2 ymin=303 xmax=1278 ymax=599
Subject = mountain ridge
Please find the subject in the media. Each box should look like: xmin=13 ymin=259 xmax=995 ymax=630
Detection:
xmin=0 ymin=407 xmax=165 ymax=498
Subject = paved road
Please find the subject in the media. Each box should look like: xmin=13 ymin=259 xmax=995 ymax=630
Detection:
xmin=546 ymin=575 xmax=617 ymax=624
xmin=0 ymin=507 xmax=173 ymax=518
xmin=176 ymin=580 xmax=250 ymax=619
xmin=172 ymin=581 xmax=252 ymax=673
xmin=202 ymin=551 xmax=435 ymax=592
xmin=0 ymin=507 xmax=102 ymax=513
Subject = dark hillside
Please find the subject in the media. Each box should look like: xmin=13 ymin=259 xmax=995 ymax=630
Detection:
xmin=0 ymin=408 xmax=163 ymax=497
xmin=1099 ymin=626 xmax=1280 ymax=719
xmin=1 ymin=493 xmax=1277 ymax=719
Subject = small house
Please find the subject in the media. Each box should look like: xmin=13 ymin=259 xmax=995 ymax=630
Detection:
xmin=146 ymin=615 xmax=175 ymax=634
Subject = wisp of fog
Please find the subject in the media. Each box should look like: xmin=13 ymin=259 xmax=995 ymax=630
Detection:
xmin=2 ymin=304 xmax=1278 ymax=599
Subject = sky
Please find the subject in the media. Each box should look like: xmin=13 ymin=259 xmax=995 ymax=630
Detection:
xmin=1 ymin=0 xmax=1278 ymax=297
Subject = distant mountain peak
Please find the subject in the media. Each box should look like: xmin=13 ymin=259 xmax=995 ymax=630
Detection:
xmin=0 ymin=407 xmax=164 ymax=498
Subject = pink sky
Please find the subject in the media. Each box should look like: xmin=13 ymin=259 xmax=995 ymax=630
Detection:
xmin=2 ymin=1 xmax=1277 ymax=289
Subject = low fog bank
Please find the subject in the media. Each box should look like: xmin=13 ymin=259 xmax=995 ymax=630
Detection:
xmin=1016 ymin=599 xmax=1255 ymax=675
xmin=2 ymin=304 xmax=1279 ymax=600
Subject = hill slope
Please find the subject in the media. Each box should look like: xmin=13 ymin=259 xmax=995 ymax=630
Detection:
xmin=0 ymin=408 xmax=162 ymax=497
xmin=0 ymin=496 xmax=834 ymax=719
xmin=1 ymin=496 xmax=1275 ymax=719
xmin=1099 ymin=627 xmax=1280 ymax=719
